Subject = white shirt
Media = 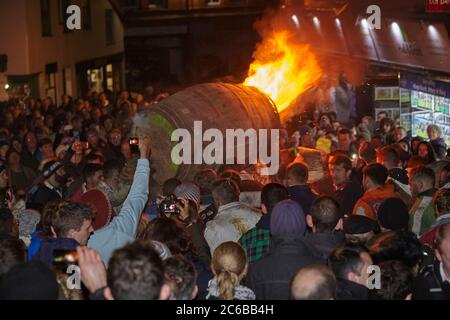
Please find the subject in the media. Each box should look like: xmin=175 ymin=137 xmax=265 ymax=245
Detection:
xmin=440 ymin=262 xmax=450 ymax=284
xmin=204 ymin=202 xmax=261 ymax=255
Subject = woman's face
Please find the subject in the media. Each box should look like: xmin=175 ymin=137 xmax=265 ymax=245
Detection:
xmin=25 ymin=133 xmax=37 ymax=150
xmin=383 ymin=124 xmax=391 ymax=133
xmin=8 ymin=151 xmax=21 ymax=166
xmin=105 ymin=119 xmax=113 ymax=131
xmin=0 ymin=145 xmax=10 ymax=159
xmin=12 ymin=140 xmax=22 ymax=153
xmin=418 ymin=144 xmax=429 ymax=159
xmin=412 ymin=140 xmax=420 ymax=152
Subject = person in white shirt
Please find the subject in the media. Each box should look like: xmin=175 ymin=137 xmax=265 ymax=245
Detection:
xmin=204 ymin=178 xmax=261 ymax=254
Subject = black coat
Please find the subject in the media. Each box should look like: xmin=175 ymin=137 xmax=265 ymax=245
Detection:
xmin=246 ymin=234 xmax=324 ymax=300
xmin=288 ymin=185 xmax=317 ymax=215
xmin=333 ymin=180 xmax=363 ymax=216
xmin=388 ymin=168 xmax=409 ymax=185
xmin=413 ymin=260 xmax=450 ymax=300
xmin=305 ymin=231 xmax=345 ymax=259
xmin=430 ymin=138 xmax=447 ymax=159
xmin=336 ymin=278 xmax=368 ymax=300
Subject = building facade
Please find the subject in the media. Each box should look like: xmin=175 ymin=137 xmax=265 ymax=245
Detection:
xmin=0 ymin=0 xmax=124 ymax=103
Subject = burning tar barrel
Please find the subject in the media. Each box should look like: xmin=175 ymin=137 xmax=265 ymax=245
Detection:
xmin=134 ymin=82 xmax=281 ymax=186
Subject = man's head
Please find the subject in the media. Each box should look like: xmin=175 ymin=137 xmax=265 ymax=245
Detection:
xmin=435 ymin=223 xmax=450 ymax=280
xmin=409 ymin=166 xmax=435 ymax=198
xmin=380 ymin=118 xmax=393 ymax=134
xmin=377 ymin=111 xmax=388 ymax=121
xmin=0 ymin=239 xmax=27 ymax=277
xmin=329 ymin=155 xmax=352 ymax=186
xmin=106 ymin=240 xmax=170 ymax=300
xmin=260 ymin=183 xmax=289 ymax=214
xmin=24 ymin=132 xmax=37 ymax=151
xmin=308 ymin=196 xmax=342 ymax=233
xmin=394 ymin=127 xmax=407 ymax=143
xmin=103 ymin=160 xmax=122 ymax=188
xmin=162 ymin=178 xmax=182 ymax=197
xmin=163 ymin=255 xmax=198 ymax=300
xmin=434 ymin=188 xmax=450 ymax=218
xmin=377 ymin=147 xmax=400 ymax=170
xmin=51 ymin=201 xmax=94 ymax=245
xmin=43 ymin=161 xmax=66 ymax=188
xmin=290 ymin=265 xmax=337 ymax=300
xmin=370 ymin=260 xmax=413 ymax=300
xmin=377 ymin=198 xmax=409 ymax=232
xmin=368 ymin=230 xmax=424 ymax=275
xmin=211 ymin=179 xmax=240 ymax=207
xmin=0 ymin=208 xmax=18 ymax=238
xmin=337 ymin=129 xmax=352 ymax=152
xmin=427 ymin=124 xmax=441 ymax=141
xmin=39 ymin=138 xmax=54 ymax=158
xmin=194 ymin=169 xmax=217 ymax=196
xmin=82 ymin=163 xmax=104 ymax=190
xmin=109 ymin=129 xmax=122 ymax=147
xmin=299 ymin=125 xmax=313 ymax=147
xmin=329 ymin=243 xmax=373 ymax=287
xmin=362 ymin=163 xmax=388 ymax=191
xmin=286 ymin=162 xmax=309 ymax=187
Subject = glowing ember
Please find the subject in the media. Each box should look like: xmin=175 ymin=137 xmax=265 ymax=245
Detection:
xmin=244 ymin=32 xmax=322 ymax=113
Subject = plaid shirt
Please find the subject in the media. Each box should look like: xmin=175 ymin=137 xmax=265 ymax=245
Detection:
xmin=239 ymin=227 xmax=270 ymax=263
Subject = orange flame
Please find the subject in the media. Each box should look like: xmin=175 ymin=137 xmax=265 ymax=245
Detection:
xmin=244 ymin=32 xmax=322 ymax=113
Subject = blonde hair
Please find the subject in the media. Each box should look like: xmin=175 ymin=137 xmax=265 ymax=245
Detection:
xmin=211 ymin=242 xmax=247 ymax=300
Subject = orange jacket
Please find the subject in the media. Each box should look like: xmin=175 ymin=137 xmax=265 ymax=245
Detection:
xmin=352 ymin=184 xmax=400 ymax=220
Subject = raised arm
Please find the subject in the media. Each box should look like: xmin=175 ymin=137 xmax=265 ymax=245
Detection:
xmin=105 ymin=134 xmax=151 ymax=237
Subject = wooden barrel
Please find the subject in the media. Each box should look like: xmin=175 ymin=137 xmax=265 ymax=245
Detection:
xmin=134 ymin=83 xmax=281 ymax=187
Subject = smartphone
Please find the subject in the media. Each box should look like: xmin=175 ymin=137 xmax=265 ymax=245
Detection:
xmin=129 ymin=137 xmax=140 ymax=146
xmin=53 ymin=249 xmax=78 ymax=270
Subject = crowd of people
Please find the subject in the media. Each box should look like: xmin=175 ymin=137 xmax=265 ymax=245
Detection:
xmin=0 ymin=88 xmax=449 ymax=300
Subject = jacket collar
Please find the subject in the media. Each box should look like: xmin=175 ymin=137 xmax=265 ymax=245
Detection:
xmin=217 ymin=201 xmax=245 ymax=213
xmin=418 ymin=188 xmax=437 ymax=198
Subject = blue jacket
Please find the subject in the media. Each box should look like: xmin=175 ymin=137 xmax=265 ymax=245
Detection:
xmin=33 ymin=237 xmax=80 ymax=268
xmin=28 ymin=230 xmax=46 ymax=261
xmin=88 ymin=159 xmax=150 ymax=265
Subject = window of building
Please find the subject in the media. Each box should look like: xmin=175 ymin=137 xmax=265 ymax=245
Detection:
xmin=148 ymin=0 xmax=168 ymax=9
xmin=105 ymin=9 xmax=115 ymax=46
xmin=41 ymin=0 xmax=52 ymax=37
xmin=81 ymin=0 xmax=92 ymax=30
xmin=206 ymin=0 xmax=222 ymax=6
xmin=45 ymin=63 xmax=58 ymax=102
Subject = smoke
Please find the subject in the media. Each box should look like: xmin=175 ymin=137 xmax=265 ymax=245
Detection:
xmin=247 ymin=4 xmax=369 ymax=112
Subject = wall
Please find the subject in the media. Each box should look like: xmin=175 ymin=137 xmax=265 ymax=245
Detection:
xmin=0 ymin=0 xmax=124 ymax=100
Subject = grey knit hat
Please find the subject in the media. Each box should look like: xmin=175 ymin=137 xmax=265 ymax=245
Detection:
xmin=151 ymin=240 xmax=172 ymax=261
xmin=13 ymin=209 xmax=40 ymax=239
xmin=174 ymin=182 xmax=201 ymax=209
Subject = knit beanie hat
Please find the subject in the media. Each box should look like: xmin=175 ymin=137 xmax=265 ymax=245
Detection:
xmin=377 ymin=198 xmax=410 ymax=231
xmin=343 ymin=215 xmax=379 ymax=235
xmin=151 ymin=240 xmax=172 ymax=261
xmin=174 ymin=182 xmax=201 ymax=209
xmin=271 ymin=200 xmax=306 ymax=236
